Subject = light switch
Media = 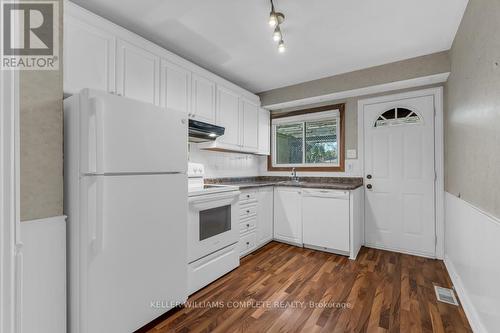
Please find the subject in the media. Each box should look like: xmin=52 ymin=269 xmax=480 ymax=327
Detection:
xmin=346 ymin=149 xmax=357 ymax=159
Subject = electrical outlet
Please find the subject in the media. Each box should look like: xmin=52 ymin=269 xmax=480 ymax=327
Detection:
xmin=346 ymin=161 xmax=354 ymax=173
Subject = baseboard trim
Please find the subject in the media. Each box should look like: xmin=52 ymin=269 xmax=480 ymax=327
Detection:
xmin=444 ymin=255 xmax=485 ymax=333
xmin=364 ymin=243 xmax=435 ymax=259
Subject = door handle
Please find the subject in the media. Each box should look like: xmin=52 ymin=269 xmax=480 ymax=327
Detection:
xmin=89 ymin=177 xmax=105 ymax=256
xmin=366 ymin=184 xmax=372 ymax=190
xmin=89 ymin=98 xmax=105 ymax=174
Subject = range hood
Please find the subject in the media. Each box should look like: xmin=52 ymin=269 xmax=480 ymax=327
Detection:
xmin=188 ymin=119 xmax=225 ymax=143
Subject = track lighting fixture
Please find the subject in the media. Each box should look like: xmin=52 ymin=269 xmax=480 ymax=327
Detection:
xmin=269 ymin=0 xmax=286 ymax=52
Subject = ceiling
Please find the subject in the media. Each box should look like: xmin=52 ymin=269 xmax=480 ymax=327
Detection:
xmin=70 ymin=0 xmax=468 ymax=93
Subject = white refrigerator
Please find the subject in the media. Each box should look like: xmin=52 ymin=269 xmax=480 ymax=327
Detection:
xmin=64 ymin=89 xmax=188 ymax=333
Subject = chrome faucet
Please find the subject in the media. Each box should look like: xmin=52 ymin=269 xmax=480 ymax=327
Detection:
xmin=291 ymin=168 xmax=299 ymax=182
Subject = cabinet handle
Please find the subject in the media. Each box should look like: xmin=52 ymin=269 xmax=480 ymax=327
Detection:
xmin=246 ymin=224 xmax=250 ymax=227
xmin=246 ymin=242 xmax=250 ymax=245
xmin=246 ymin=210 xmax=250 ymax=213
xmin=246 ymin=194 xmax=250 ymax=198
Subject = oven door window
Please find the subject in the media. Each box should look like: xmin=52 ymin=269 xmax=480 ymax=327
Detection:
xmin=199 ymin=205 xmax=231 ymax=241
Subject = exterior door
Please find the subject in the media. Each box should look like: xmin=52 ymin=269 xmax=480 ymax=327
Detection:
xmin=364 ymin=94 xmax=436 ymax=257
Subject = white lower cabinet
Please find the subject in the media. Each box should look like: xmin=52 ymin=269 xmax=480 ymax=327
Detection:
xmin=257 ymin=187 xmax=273 ymax=245
xmin=302 ymin=189 xmax=350 ymax=254
xmin=238 ymin=187 xmax=274 ymax=257
xmin=273 ymin=187 xmax=303 ymax=245
xmin=239 ymin=232 xmax=257 ymax=257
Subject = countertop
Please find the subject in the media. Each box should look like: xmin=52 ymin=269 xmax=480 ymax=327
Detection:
xmin=205 ymin=176 xmax=364 ymax=191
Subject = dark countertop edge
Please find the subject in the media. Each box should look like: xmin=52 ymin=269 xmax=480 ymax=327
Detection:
xmin=206 ymin=178 xmax=364 ymax=191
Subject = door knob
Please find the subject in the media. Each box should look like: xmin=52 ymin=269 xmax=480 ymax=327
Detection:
xmin=367 ymin=174 xmax=372 ymax=179
xmin=366 ymin=184 xmax=372 ymax=189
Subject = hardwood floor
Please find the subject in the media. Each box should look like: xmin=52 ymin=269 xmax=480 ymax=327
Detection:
xmin=144 ymin=242 xmax=472 ymax=333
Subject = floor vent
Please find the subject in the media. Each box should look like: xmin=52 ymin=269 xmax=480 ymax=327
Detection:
xmin=434 ymin=286 xmax=459 ymax=306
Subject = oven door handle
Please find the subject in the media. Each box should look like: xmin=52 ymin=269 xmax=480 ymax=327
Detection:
xmin=188 ymin=191 xmax=241 ymax=205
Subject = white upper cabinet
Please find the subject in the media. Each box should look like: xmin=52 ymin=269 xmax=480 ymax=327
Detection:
xmin=160 ymin=60 xmax=191 ymax=115
xmin=258 ymin=108 xmax=270 ymax=155
xmin=241 ymin=99 xmax=259 ymax=153
xmin=116 ymin=40 xmax=160 ymax=106
xmin=191 ymin=74 xmax=216 ymax=123
xmin=64 ymin=15 xmax=116 ymax=95
xmin=216 ymin=86 xmax=240 ymax=149
xmin=64 ymin=2 xmax=262 ymax=152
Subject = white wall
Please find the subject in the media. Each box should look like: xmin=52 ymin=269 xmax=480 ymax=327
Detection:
xmin=444 ymin=193 xmax=500 ymax=333
xmin=189 ymin=144 xmax=264 ymax=178
xmin=20 ymin=217 xmax=66 ymax=333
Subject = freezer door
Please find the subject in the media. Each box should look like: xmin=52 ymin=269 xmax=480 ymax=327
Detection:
xmin=80 ymin=174 xmax=187 ymax=333
xmin=80 ymin=89 xmax=187 ymax=174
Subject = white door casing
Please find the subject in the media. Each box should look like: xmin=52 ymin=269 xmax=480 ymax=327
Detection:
xmin=1 ymin=67 xmax=21 ymax=333
xmin=362 ymin=93 xmax=438 ymax=258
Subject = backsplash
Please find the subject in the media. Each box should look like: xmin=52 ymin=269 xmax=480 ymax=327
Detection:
xmin=188 ymin=144 xmax=265 ymax=178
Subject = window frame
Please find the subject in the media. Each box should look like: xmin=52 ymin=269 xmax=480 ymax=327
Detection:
xmin=267 ymin=103 xmax=345 ymax=172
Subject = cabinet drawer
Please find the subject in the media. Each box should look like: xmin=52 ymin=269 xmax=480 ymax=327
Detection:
xmin=240 ymin=203 xmax=257 ymax=218
xmin=239 ymin=216 xmax=257 ymax=233
xmin=239 ymin=191 xmax=257 ymax=203
xmin=239 ymin=231 xmax=257 ymax=256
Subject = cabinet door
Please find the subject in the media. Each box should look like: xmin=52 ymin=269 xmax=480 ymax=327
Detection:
xmin=273 ymin=187 xmax=302 ymax=245
xmin=116 ymin=40 xmax=160 ymax=105
xmin=216 ymin=86 xmax=240 ymax=149
xmin=302 ymin=190 xmax=350 ymax=252
xmin=64 ymin=15 xmax=116 ymax=95
xmin=258 ymin=108 xmax=270 ymax=155
xmin=257 ymin=187 xmax=274 ymax=246
xmin=191 ymin=74 xmax=216 ymax=123
xmin=160 ymin=60 xmax=191 ymax=114
xmin=241 ymin=100 xmax=259 ymax=152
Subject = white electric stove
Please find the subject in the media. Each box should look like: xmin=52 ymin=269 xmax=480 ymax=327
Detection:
xmin=187 ymin=163 xmax=240 ymax=294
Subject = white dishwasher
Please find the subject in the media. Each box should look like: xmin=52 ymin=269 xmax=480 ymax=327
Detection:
xmin=302 ymin=189 xmax=350 ymax=255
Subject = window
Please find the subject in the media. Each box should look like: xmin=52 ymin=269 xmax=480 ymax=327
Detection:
xmin=374 ymin=107 xmax=421 ymax=127
xmin=269 ymin=104 xmax=345 ymax=171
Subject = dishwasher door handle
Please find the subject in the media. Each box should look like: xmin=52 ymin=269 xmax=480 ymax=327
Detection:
xmin=301 ymin=189 xmax=349 ymax=199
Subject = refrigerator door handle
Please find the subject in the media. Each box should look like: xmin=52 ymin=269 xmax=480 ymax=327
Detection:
xmin=89 ymin=177 xmax=105 ymax=255
xmin=88 ymin=97 xmax=105 ymax=174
